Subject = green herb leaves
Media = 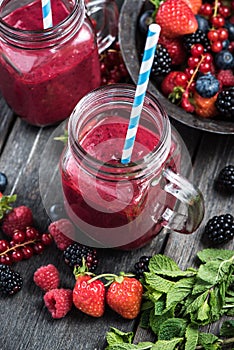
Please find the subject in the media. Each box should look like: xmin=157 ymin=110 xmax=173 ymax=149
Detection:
xmin=105 ymin=249 xmax=234 ymax=350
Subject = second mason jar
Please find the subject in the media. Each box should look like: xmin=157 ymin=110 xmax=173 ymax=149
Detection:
xmin=0 ymin=0 xmax=102 ymax=126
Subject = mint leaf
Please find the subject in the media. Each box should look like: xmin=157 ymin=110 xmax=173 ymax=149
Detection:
xmin=149 ymin=308 xmax=174 ymax=335
xmin=149 ymin=254 xmax=181 ymax=274
xmin=220 ymin=320 xmax=234 ymax=336
xmin=105 ymin=343 xmax=153 ymax=350
xmin=158 ymin=318 xmax=187 ymax=340
xmin=166 ymin=277 xmax=195 ymax=310
xmin=144 ymin=273 xmax=175 ymax=293
xmin=185 ymin=324 xmax=199 ymax=350
xmin=195 ymin=259 xmax=233 ymax=287
xmin=197 ymin=249 xmax=234 ymax=263
xmin=153 ymin=338 xmax=183 ymax=350
xmin=197 ymin=332 xmax=221 ymax=350
xmin=106 ymin=327 xmax=134 ymax=346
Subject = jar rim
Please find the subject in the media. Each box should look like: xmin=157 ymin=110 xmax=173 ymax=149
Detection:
xmin=0 ymin=0 xmax=84 ymax=43
xmin=68 ymin=83 xmax=172 ymax=179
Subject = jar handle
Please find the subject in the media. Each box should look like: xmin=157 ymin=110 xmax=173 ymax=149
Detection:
xmin=160 ymin=167 xmax=204 ymax=234
xmin=86 ymin=0 xmax=119 ymax=54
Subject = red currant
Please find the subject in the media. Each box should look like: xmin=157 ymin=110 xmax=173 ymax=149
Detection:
xmin=184 ymin=67 xmax=195 ymax=78
xmin=211 ymin=41 xmax=223 ymax=52
xmin=191 ymin=44 xmax=204 ymax=57
xmin=174 ymin=72 xmax=188 ymax=88
xmin=208 ymin=30 xmax=219 ymax=42
xmin=0 ymin=239 xmax=10 ymax=253
xmin=218 ymin=5 xmax=231 ymax=18
xmin=11 ymin=249 xmax=24 ymax=262
xmin=203 ymin=53 xmax=213 ymax=63
xmin=25 ymin=226 xmax=39 ymax=240
xmin=12 ymin=230 xmax=26 ymax=244
xmin=217 ymin=28 xmax=228 ymax=41
xmin=188 ymin=56 xmax=200 ymax=68
xmin=199 ymin=62 xmax=211 ymax=73
xmin=211 ymin=15 xmax=225 ymax=28
xmin=0 ymin=253 xmax=12 ymax=265
xmin=33 ymin=242 xmax=45 ymax=254
xmin=41 ymin=233 xmax=53 ymax=246
xmin=22 ymin=246 xmax=34 ymax=259
xmin=199 ymin=3 xmax=213 ymax=16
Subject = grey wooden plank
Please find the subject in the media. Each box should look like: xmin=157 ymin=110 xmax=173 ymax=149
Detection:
xmin=0 ymin=96 xmax=15 ymax=153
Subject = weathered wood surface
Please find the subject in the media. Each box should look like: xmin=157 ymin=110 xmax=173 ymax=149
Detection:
xmin=1 ymin=103 xmax=233 ymax=349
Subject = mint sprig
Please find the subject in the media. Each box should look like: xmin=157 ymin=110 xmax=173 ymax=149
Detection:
xmin=105 ymin=249 xmax=234 ymax=350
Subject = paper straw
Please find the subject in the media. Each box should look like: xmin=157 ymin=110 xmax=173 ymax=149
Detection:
xmin=41 ymin=0 xmax=53 ymax=29
xmin=121 ymin=23 xmax=161 ymax=164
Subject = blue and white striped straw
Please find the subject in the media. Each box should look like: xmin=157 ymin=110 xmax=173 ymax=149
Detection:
xmin=41 ymin=0 xmax=53 ymax=29
xmin=121 ymin=24 xmax=161 ymax=164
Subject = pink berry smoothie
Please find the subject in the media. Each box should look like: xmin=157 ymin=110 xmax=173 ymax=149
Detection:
xmin=0 ymin=0 xmax=101 ymax=126
xmin=61 ymin=117 xmax=179 ymax=250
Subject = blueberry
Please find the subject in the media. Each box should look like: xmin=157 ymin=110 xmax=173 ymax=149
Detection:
xmin=138 ymin=10 xmax=154 ymax=35
xmin=224 ymin=20 xmax=234 ymax=41
xmin=195 ymin=15 xmax=209 ymax=33
xmin=215 ymin=50 xmax=234 ymax=70
xmin=0 ymin=172 xmax=8 ymax=192
xmin=195 ymin=73 xmax=220 ymax=98
xmin=222 ymin=39 xmax=230 ymax=50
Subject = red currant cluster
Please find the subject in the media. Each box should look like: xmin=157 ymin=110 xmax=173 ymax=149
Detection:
xmin=200 ymin=0 xmax=233 ymax=52
xmin=100 ymin=42 xmax=130 ymax=85
xmin=0 ymin=227 xmax=53 ymax=265
xmin=168 ymin=44 xmax=212 ymax=112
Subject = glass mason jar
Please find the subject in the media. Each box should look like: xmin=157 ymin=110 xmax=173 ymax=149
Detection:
xmin=0 ymin=0 xmax=117 ymax=126
xmin=60 ymin=84 xmax=204 ymax=250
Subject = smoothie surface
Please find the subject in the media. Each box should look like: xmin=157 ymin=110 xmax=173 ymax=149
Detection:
xmin=2 ymin=0 xmax=70 ymax=30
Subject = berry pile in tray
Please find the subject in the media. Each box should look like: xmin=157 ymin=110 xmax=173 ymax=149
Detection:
xmin=138 ymin=0 xmax=234 ymax=121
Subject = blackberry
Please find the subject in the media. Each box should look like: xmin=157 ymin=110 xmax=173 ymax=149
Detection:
xmin=63 ymin=243 xmax=98 ymax=271
xmin=215 ymin=87 xmax=234 ymax=119
xmin=183 ymin=29 xmax=210 ymax=53
xmin=150 ymin=44 xmax=172 ymax=78
xmin=204 ymin=214 xmax=234 ymax=245
xmin=134 ymin=255 xmax=152 ymax=279
xmin=215 ymin=165 xmax=234 ymax=194
xmin=0 ymin=264 xmax=23 ymax=296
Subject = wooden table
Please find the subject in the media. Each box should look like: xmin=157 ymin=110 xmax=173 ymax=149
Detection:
xmin=0 ymin=5 xmax=234 ymax=350
xmin=1 ymin=89 xmax=234 ymax=350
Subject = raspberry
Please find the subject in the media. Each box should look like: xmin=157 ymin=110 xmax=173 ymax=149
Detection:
xmin=217 ymin=70 xmax=234 ymax=87
xmin=215 ymin=165 xmax=234 ymax=193
xmin=1 ymin=205 xmax=33 ymax=237
xmin=33 ymin=264 xmax=60 ymax=292
xmin=158 ymin=36 xmax=186 ymax=65
xmin=0 ymin=264 xmax=23 ymax=296
xmin=63 ymin=243 xmax=98 ymax=272
xmin=204 ymin=214 xmax=234 ymax=245
xmin=43 ymin=288 xmax=73 ymax=319
xmin=134 ymin=255 xmax=152 ymax=279
xmin=48 ymin=219 xmax=74 ymax=251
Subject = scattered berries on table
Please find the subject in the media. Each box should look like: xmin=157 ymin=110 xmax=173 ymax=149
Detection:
xmin=48 ymin=219 xmax=75 ymax=251
xmin=215 ymin=165 xmax=234 ymax=193
xmin=34 ymin=264 xmax=60 ymax=292
xmin=203 ymin=214 xmax=234 ymax=245
xmin=106 ymin=274 xmax=143 ymax=319
xmin=44 ymin=288 xmax=73 ymax=319
xmin=73 ymin=270 xmax=105 ymax=317
xmin=63 ymin=242 xmax=98 ymax=272
xmin=134 ymin=255 xmax=152 ymax=279
xmin=0 ymin=172 xmax=8 ymax=193
xmin=1 ymin=205 xmax=33 ymax=237
xmin=137 ymin=0 xmax=234 ymax=121
xmin=0 ymin=264 xmax=23 ymax=296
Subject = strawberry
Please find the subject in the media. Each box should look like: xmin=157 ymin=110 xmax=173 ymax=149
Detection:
xmin=1 ymin=205 xmax=33 ymax=237
xmin=158 ymin=36 xmax=186 ymax=65
xmin=182 ymin=0 xmax=202 ymax=14
xmin=161 ymin=71 xmax=181 ymax=97
xmin=155 ymin=0 xmax=198 ymax=39
xmin=73 ymin=265 xmax=105 ymax=317
xmin=106 ymin=273 xmax=143 ymax=319
xmin=193 ymin=92 xmax=218 ymax=118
